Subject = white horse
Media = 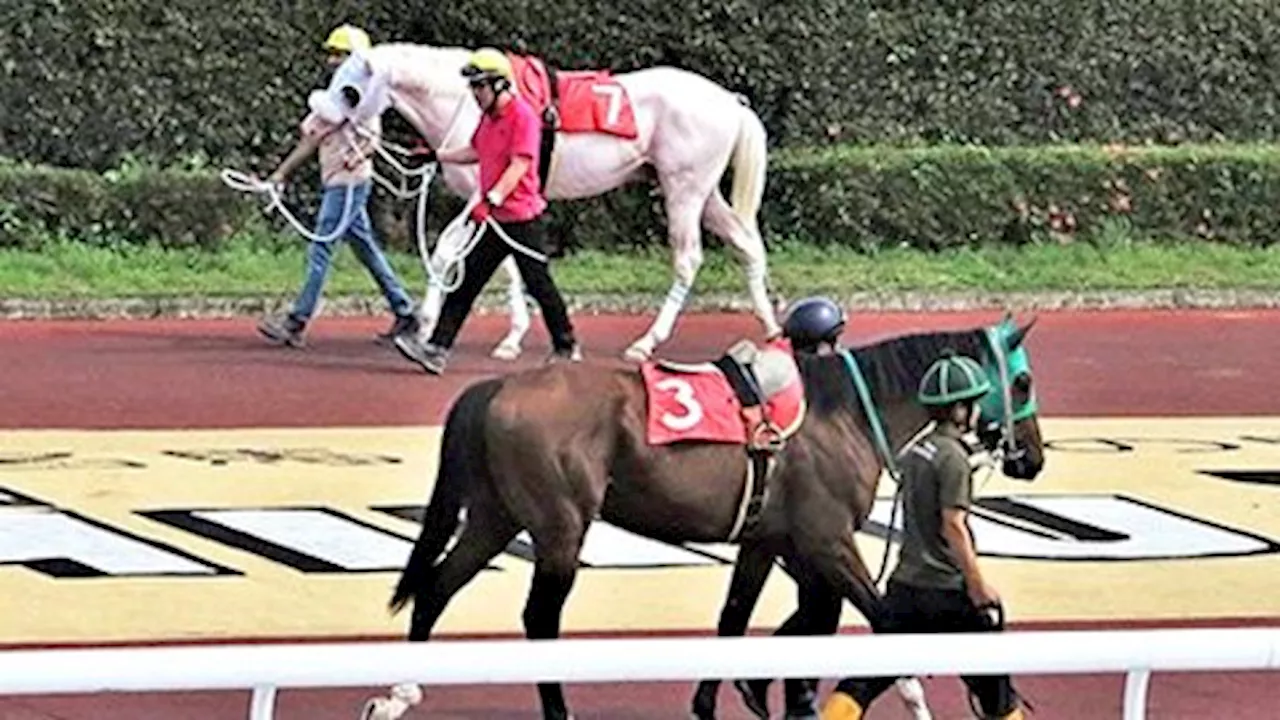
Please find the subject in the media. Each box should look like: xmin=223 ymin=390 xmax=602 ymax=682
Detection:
xmin=311 ymin=42 xmax=779 ymax=362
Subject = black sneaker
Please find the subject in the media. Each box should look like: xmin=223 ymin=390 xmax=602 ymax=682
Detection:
xmin=393 ymin=334 xmax=449 ymax=375
xmin=257 ymin=314 xmax=305 ymax=348
xmin=375 ymin=313 xmax=420 ymax=347
xmin=545 ymin=344 xmax=583 ymax=365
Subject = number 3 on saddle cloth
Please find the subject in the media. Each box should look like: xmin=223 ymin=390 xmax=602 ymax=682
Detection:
xmin=639 ymin=337 xmax=807 ymax=541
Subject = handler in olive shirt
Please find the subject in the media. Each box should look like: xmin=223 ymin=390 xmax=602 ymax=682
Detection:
xmin=822 ymin=351 xmax=1025 ymax=720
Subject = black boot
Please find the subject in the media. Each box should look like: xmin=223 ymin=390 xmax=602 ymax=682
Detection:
xmin=784 ymin=677 xmax=819 ymax=719
xmin=733 ymin=678 xmax=771 ymax=719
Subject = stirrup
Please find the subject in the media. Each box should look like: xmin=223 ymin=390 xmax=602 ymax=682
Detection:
xmin=749 ymin=420 xmax=785 ymax=453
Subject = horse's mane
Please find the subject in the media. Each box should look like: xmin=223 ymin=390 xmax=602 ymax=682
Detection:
xmin=368 ymin=43 xmax=472 ymax=94
xmin=796 ymin=327 xmax=989 ymax=416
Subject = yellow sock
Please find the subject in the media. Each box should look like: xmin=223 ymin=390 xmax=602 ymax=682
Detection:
xmin=820 ymin=691 xmax=863 ymax=720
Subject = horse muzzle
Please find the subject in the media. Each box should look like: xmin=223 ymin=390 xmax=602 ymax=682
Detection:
xmin=1002 ymin=447 xmax=1042 ymax=481
xmin=308 ymin=89 xmax=347 ymax=124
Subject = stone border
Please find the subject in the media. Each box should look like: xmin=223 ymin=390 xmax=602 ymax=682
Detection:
xmin=0 ymin=288 xmax=1276 ymax=320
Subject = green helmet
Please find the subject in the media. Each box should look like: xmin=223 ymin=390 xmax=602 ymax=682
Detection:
xmin=917 ymin=351 xmax=992 ymax=406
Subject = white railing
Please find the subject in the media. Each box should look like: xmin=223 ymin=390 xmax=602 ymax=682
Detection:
xmin=0 ymin=628 xmax=1276 ymax=720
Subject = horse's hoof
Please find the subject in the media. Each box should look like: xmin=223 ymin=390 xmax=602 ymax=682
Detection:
xmin=623 ymin=342 xmax=652 ymax=363
xmin=491 ymin=342 xmax=522 ymax=361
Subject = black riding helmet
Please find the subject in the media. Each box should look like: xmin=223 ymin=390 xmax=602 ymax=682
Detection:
xmin=782 ymin=296 xmax=846 ymax=352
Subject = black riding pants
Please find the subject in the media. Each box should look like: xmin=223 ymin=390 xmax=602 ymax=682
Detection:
xmin=834 ymin=580 xmax=1019 ymax=718
xmin=428 ymin=216 xmax=576 ymax=352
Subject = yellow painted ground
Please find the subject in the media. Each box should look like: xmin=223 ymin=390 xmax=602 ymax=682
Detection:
xmin=1 ymin=418 xmax=1278 ymax=646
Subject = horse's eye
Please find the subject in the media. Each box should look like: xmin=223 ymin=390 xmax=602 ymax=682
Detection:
xmin=1013 ymin=374 xmax=1032 ymax=393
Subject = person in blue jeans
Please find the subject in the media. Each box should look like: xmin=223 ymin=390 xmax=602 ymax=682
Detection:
xmin=256 ymin=25 xmax=418 ymax=349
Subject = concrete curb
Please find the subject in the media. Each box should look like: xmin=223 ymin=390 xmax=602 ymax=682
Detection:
xmin=0 ymin=288 xmax=1277 ymax=320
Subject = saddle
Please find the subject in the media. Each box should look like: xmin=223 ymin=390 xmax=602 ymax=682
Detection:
xmin=506 ymin=54 xmax=564 ymax=191
xmin=657 ymin=339 xmax=795 ymax=451
xmin=653 ymin=337 xmax=805 ymax=541
xmin=506 ymin=53 xmax=639 ymax=191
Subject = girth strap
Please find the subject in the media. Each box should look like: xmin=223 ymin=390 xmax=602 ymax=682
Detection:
xmin=712 ymin=355 xmax=765 ymax=408
xmin=537 ymin=64 xmax=560 ymax=192
xmin=727 ymin=449 xmax=774 ymax=543
xmin=713 ymin=354 xmax=775 ymax=542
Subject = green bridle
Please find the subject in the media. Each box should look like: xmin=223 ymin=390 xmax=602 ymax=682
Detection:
xmin=978 ymin=316 xmax=1039 ymax=459
xmin=835 ymin=317 xmax=1037 ymax=468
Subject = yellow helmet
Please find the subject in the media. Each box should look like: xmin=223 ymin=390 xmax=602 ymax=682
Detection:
xmin=461 ymin=47 xmax=514 ymax=84
xmin=323 ymin=25 xmax=371 ymax=54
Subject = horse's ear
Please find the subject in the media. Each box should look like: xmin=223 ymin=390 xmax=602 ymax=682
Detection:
xmin=1008 ymin=315 xmax=1039 ymax=348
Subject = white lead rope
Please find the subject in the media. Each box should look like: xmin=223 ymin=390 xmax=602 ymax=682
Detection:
xmin=219 ymin=169 xmax=358 ymax=244
xmin=427 ymin=197 xmax=550 ymax=294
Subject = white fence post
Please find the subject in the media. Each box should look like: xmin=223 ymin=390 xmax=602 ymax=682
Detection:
xmin=248 ymin=685 xmax=277 ymax=720
xmin=1122 ymin=668 xmax=1152 ymax=720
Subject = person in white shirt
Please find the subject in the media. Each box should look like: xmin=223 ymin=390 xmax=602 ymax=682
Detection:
xmin=256 ymin=24 xmax=418 ymax=349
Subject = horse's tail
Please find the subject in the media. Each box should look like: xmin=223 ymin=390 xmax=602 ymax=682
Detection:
xmin=389 ymin=378 xmax=503 ymax=615
xmin=729 ymin=103 xmax=769 ymax=238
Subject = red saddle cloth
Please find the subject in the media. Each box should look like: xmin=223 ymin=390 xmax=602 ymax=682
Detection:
xmin=640 ymin=339 xmax=806 ymax=446
xmin=508 ymin=53 xmax=639 ymax=139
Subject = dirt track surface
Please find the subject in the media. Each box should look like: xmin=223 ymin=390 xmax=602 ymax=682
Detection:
xmin=3 ymin=308 xmax=1279 ymax=430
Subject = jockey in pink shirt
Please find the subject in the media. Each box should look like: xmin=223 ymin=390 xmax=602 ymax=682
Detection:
xmin=393 ymin=48 xmax=580 ymax=375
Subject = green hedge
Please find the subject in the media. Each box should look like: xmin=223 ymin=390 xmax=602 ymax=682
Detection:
xmin=0 ymin=159 xmax=262 ymax=249
xmin=6 ymin=1 xmax=1280 ymax=171
xmin=765 ymin=143 xmax=1280 ymax=250
xmin=5 ymin=144 xmax=1280 ymax=253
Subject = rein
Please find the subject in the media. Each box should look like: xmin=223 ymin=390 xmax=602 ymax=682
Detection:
xmin=836 ymin=348 xmax=906 ymax=588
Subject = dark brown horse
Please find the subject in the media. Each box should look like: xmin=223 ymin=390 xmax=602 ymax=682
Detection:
xmin=374 ymin=315 xmax=1045 ymax=720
